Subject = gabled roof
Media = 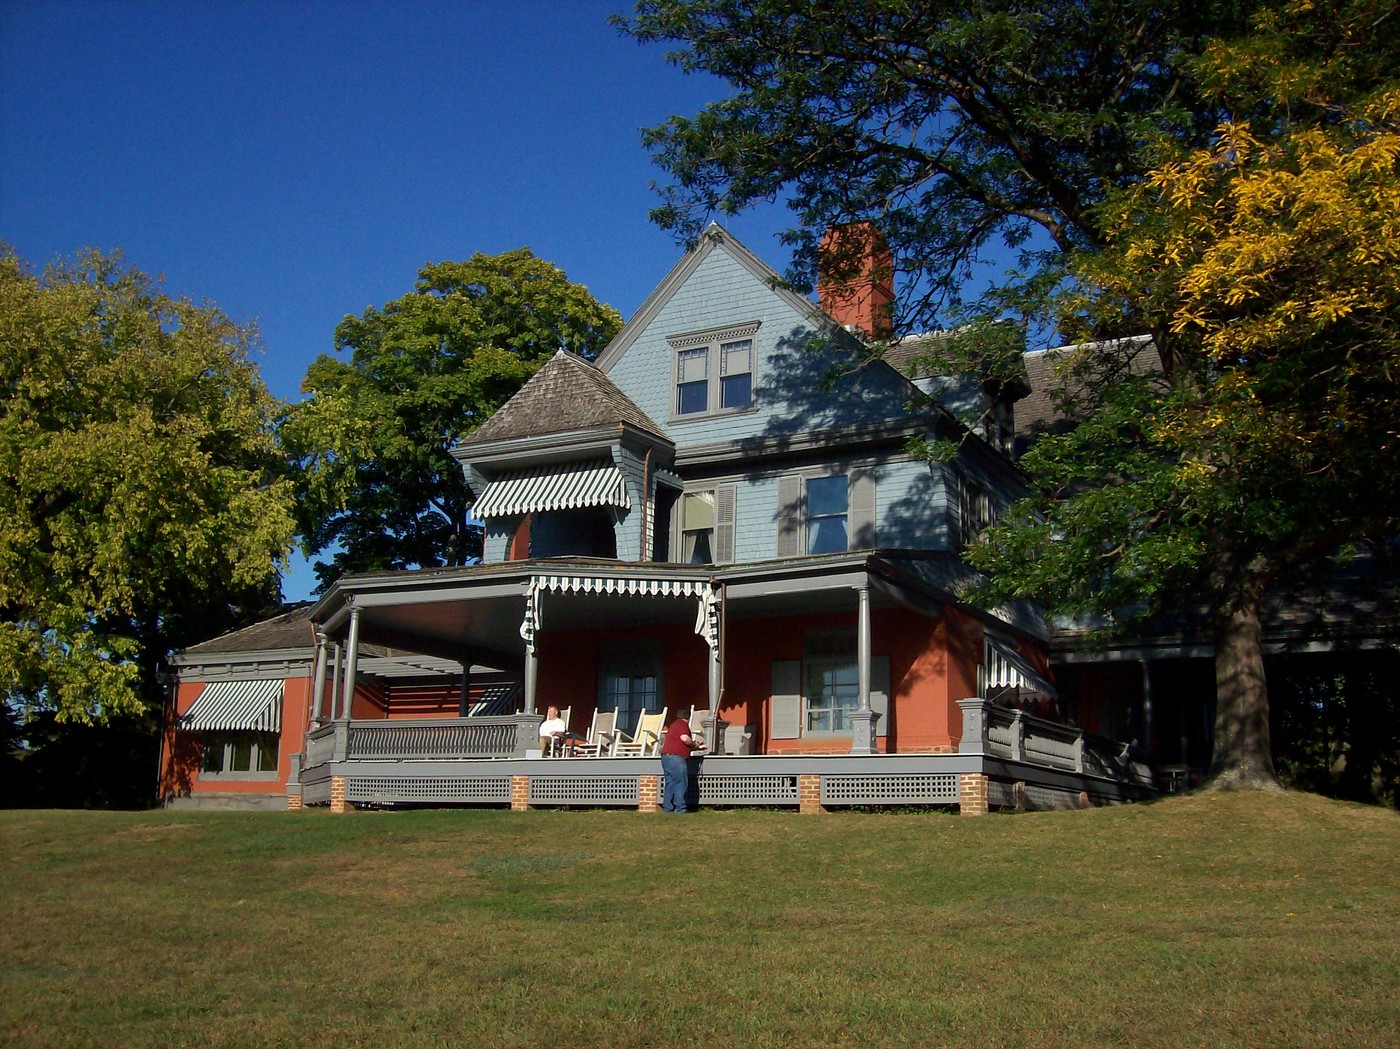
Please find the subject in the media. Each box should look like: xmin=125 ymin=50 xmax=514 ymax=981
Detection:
xmin=595 ymin=222 xmax=862 ymax=372
xmin=457 ymin=349 xmax=670 ymax=448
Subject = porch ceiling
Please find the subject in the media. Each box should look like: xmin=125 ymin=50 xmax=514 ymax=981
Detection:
xmin=349 ymin=592 xmax=527 ymax=668
xmin=331 ymin=586 xmax=708 ymax=669
xmin=316 ymin=554 xmax=949 ymax=668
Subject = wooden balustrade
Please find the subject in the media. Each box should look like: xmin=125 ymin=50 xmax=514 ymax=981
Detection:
xmin=347 ymin=717 xmax=521 ymax=760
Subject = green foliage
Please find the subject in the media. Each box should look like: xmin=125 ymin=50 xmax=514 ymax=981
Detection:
xmin=619 ymin=0 xmax=1256 ymax=329
xmin=0 ymin=247 xmax=295 ymax=723
xmin=282 ymin=249 xmax=622 ymax=587
xmin=975 ymin=1 xmax=1400 ymax=615
xmin=626 ymin=1 xmax=1399 ymax=786
xmin=967 ymin=1 xmax=1400 ymax=783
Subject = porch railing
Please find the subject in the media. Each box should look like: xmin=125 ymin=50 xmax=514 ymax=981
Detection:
xmin=348 ymin=717 xmax=521 ymax=760
xmin=303 ymin=715 xmax=542 ymax=768
xmin=305 ymin=723 xmax=338 ymax=769
xmin=959 ymin=698 xmax=1151 ymax=785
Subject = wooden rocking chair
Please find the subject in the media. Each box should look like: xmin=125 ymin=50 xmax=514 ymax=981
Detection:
xmin=612 ymin=708 xmax=667 ymax=757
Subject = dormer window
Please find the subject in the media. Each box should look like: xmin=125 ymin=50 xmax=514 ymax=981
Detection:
xmin=669 ymin=321 xmax=760 ymax=420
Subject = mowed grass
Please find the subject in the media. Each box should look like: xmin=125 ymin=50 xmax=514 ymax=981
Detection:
xmin=2 ymin=792 xmax=1398 ymax=1048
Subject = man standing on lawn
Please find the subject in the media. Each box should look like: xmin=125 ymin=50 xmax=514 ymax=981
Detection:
xmin=660 ymin=712 xmax=705 ymax=812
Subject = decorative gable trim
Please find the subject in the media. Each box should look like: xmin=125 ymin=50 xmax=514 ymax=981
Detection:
xmin=666 ymin=319 xmax=762 ymax=350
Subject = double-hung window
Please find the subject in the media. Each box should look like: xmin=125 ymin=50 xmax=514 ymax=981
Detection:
xmin=770 ymin=633 xmax=890 ymax=741
xmin=805 ymin=475 xmax=849 ymax=554
xmin=678 ymin=485 xmax=736 ymax=565
xmin=776 ymin=469 xmax=876 ymax=558
xmin=804 ymin=634 xmax=860 ymax=733
xmin=719 ymin=339 xmax=752 ymax=410
xmin=676 ymin=348 xmax=709 ymax=416
xmin=681 ymin=491 xmax=716 ymax=564
xmin=669 ymin=322 xmax=760 ymax=419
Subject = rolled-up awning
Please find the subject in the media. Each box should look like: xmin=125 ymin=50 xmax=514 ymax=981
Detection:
xmin=472 ymin=459 xmax=629 ymax=519
xmin=180 ymin=680 xmax=284 ymax=733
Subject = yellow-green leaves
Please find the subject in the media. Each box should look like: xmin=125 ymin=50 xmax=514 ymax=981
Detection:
xmin=0 ymin=247 xmax=296 ymax=722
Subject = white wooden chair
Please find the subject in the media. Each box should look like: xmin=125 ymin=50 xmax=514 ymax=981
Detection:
xmin=574 ymin=708 xmax=619 ymax=757
xmin=688 ymin=706 xmax=710 ymax=750
xmin=613 ymin=708 xmax=667 ymax=757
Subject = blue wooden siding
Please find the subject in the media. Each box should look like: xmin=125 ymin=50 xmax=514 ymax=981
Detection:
xmin=604 ymin=244 xmax=916 ymax=452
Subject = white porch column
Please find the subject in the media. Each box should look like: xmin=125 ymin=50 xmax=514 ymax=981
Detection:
xmin=858 ymin=582 xmax=871 ymax=711
xmin=520 ymin=580 xmax=540 ymax=714
xmin=329 ymin=642 xmax=342 ymax=723
xmin=310 ymin=631 xmax=330 ymax=725
xmin=849 ymin=581 xmax=879 ymax=755
xmin=339 ymin=606 xmax=361 ymax=720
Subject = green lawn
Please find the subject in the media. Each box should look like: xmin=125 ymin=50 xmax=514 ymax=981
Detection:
xmin=2 ymin=791 xmax=1397 ymax=1048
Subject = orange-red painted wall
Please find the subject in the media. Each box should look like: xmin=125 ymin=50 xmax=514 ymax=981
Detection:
xmin=161 ymin=676 xmax=314 ymax=799
xmin=533 ymin=605 xmax=990 ymax=755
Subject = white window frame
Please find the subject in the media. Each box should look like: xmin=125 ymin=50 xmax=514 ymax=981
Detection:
xmin=668 ymin=321 xmax=761 ymax=421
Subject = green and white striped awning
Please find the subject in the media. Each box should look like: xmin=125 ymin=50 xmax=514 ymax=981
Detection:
xmin=472 ymin=459 xmax=629 ymax=519
xmin=983 ymin=636 xmax=1057 ymax=698
xmin=180 ymin=680 xmax=284 ymax=733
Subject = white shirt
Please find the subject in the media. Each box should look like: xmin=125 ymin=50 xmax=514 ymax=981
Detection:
xmin=539 ymin=716 xmax=567 ymax=738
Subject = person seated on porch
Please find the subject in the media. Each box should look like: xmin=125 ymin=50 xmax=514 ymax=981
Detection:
xmin=539 ymin=706 xmax=567 ymax=755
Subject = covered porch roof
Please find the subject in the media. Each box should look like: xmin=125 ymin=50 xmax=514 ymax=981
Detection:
xmin=307 ymin=550 xmax=1039 ymax=672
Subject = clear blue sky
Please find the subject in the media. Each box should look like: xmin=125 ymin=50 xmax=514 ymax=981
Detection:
xmin=1 ymin=0 xmax=794 ymax=601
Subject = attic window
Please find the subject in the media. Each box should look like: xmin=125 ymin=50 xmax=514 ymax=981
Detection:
xmin=668 ymin=321 xmax=760 ymax=420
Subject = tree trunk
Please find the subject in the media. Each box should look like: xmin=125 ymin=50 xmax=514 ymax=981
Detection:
xmin=1208 ymin=585 xmax=1283 ymax=790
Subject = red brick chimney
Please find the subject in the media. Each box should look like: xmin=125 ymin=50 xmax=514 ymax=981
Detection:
xmin=817 ymin=223 xmax=894 ymax=340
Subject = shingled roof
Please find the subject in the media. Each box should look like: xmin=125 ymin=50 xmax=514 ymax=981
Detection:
xmin=1017 ymin=336 xmax=1161 ymax=449
xmin=458 ymin=350 xmax=670 ymax=448
xmin=179 ymin=604 xmax=318 ymax=656
xmin=176 ymin=603 xmax=395 ymax=660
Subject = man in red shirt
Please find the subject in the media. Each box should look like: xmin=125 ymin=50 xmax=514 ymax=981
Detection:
xmin=660 ymin=713 xmax=706 ymax=813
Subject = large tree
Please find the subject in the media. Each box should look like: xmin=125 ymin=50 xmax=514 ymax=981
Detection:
xmin=971 ymin=1 xmax=1400 ymax=788
xmin=619 ymin=0 xmax=1256 ymax=328
xmin=284 ymin=249 xmax=622 ymax=587
xmin=621 ymin=0 xmax=1400 ymax=786
xmin=0 ymin=247 xmax=295 ymax=724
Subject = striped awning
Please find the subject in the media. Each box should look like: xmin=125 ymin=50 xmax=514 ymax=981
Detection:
xmin=984 ymin=636 xmax=1057 ymax=698
xmin=473 ymin=460 xmax=629 ymax=519
xmin=180 ymin=680 xmax=284 ymax=733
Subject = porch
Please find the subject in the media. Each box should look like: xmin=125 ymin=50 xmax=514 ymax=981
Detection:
xmin=292 ymin=699 xmax=1153 ymax=815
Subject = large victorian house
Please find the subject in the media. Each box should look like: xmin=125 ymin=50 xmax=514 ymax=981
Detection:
xmin=161 ymin=226 xmax=1149 ymax=814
